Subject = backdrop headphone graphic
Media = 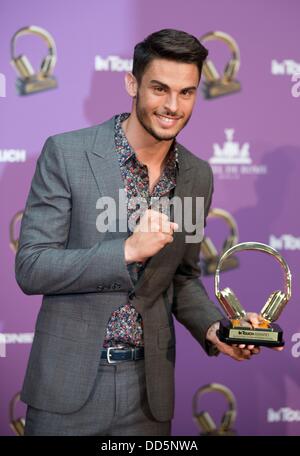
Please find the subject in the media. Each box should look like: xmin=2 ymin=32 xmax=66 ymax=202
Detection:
xmin=9 ymin=392 xmax=25 ymax=436
xmin=193 ymin=383 xmax=237 ymax=436
xmin=200 ymin=207 xmax=239 ymax=275
xmin=199 ymin=30 xmax=241 ymax=99
xmin=10 ymin=25 xmax=58 ymax=95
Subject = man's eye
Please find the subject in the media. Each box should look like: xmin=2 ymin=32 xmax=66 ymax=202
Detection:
xmin=154 ymin=86 xmax=165 ymax=92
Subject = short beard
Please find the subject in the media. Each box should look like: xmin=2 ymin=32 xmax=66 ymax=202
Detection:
xmin=135 ymin=91 xmax=190 ymax=141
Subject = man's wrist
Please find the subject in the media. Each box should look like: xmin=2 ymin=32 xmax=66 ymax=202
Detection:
xmin=205 ymin=321 xmax=222 ymax=356
xmin=206 ymin=320 xmax=221 ymax=344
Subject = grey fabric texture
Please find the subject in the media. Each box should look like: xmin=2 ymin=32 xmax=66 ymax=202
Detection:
xmin=24 ymin=358 xmax=171 ymax=436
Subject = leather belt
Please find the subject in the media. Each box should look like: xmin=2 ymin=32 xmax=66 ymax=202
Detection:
xmin=101 ymin=346 xmax=144 ymax=364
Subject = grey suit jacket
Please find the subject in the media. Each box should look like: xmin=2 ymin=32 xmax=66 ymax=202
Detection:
xmin=15 ymin=116 xmax=224 ymax=422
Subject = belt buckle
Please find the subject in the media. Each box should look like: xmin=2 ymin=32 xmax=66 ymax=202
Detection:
xmin=107 ymin=345 xmax=126 ymax=364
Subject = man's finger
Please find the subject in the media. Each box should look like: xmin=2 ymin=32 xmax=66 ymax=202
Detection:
xmin=170 ymin=222 xmax=179 ymax=231
xmin=246 ymin=313 xmax=260 ymax=327
xmin=163 ymin=233 xmax=174 ymax=244
xmin=217 ymin=341 xmax=252 ymax=361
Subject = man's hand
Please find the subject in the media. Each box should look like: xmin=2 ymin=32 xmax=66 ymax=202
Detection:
xmin=206 ymin=321 xmax=260 ymax=361
xmin=206 ymin=313 xmax=284 ymax=361
xmin=124 ymin=209 xmax=178 ymax=263
xmin=236 ymin=313 xmax=284 ymax=353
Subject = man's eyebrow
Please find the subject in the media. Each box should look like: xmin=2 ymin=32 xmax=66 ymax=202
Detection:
xmin=180 ymin=86 xmax=197 ymax=92
xmin=149 ymin=80 xmax=169 ymax=89
xmin=149 ymin=80 xmax=197 ymax=91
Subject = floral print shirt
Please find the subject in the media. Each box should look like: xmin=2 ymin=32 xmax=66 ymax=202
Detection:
xmin=102 ymin=112 xmax=178 ymax=348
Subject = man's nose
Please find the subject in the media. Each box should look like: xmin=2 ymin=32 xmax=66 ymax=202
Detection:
xmin=164 ymin=93 xmax=179 ymax=114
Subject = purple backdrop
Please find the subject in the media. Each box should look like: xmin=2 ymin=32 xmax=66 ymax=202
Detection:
xmin=1 ymin=0 xmax=299 ymax=436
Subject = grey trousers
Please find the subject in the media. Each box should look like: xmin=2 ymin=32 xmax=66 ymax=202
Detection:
xmin=24 ymin=357 xmax=171 ymax=436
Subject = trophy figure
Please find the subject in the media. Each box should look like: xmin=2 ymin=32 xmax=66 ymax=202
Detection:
xmin=215 ymin=242 xmax=292 ymax=347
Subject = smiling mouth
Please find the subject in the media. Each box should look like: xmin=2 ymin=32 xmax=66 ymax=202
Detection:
xmin=155 ymin=114 xmax=182 ymax=126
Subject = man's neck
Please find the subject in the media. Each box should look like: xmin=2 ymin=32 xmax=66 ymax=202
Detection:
xmin=122 ymin=112 xmax=174 ymax=170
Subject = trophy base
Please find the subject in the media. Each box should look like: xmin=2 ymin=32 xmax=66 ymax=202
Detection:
xmin=217 ymin=318 xmax=285 ymax=347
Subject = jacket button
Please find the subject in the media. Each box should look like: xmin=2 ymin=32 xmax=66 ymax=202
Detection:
xmin=97 ymin=285 xmax=104 ymax=291
xmin=111 ymin=282 xmax=121 ymax=290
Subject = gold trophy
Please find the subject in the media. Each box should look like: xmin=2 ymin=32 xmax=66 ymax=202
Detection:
xmin=199 ymin=31 xmax=241 ymax=99
xmin=9 ymin=392 xmax=25 ymax=436
xmin=193 ymin=383 xmax=237 ymax=436
xmin=9 ymin=210 xmax=24 ymax=253
xmin=215 ymin=242 xmax=292 ymax=347
xmin=200 ymin=208 xmax=239 ymax=275
xmin=10 ymin=25 xmax=57 ymax=95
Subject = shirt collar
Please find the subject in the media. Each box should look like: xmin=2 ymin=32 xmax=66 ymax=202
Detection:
xmin=114 ymin=112 xmax=179 ymax=169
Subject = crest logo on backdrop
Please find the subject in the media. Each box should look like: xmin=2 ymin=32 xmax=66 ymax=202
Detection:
xmin=209 ymin=129 xmax=267 ymax=179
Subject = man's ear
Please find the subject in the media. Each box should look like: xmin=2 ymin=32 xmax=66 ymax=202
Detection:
xmin=125 ymin=72 xmax=138 ymax=97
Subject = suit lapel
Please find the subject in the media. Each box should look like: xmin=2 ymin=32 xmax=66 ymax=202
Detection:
xmin=86 ymin=117 xmax=127 ymax=241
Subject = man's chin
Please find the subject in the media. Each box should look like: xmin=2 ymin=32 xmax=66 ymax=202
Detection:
xmin=136 ymin=112 xmax=180 ymax=141
xmin=148 ymin=126 xmax=179 ymax=142
xmin=152 ymin=133 xmax=177 ymax=141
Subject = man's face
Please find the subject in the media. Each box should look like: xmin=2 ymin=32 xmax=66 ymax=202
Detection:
xmin=133 ymin=59 xmax=200 ymax=141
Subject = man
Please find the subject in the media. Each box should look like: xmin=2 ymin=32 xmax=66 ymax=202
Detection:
xmin=16 ymin=29 xmax=270 ymax=436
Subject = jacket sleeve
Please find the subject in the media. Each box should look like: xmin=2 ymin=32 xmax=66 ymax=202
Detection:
xmin=15 ymin=136 xmax=134 ymax=296
xmin=172 ymin=162 xmax=224 ymax=355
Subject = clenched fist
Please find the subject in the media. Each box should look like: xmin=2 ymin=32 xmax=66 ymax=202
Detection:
xmin=124 ymin=209 xmax=179 ymax=263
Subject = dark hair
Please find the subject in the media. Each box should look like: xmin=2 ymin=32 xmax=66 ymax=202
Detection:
xmin=132 ymin=29 xmax=208 ymax=83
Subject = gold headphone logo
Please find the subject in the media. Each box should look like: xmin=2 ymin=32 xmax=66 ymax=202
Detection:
xmin=9 ymin=210 xmax=24 ymax=254
xmin=215 ymin=242 xmax=292 ymax=347
xmin=9 ymin=392 xmax=25 ymax=436
xmin=200 ymin=208 xmax=239 ymax=275
xmin=199 ymin=31 xmax=241 ymax=99
xmin=193 ymin=383 xmax=237 ymax=436
xmin=10 ymin=25 xmax=58 ymax=95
